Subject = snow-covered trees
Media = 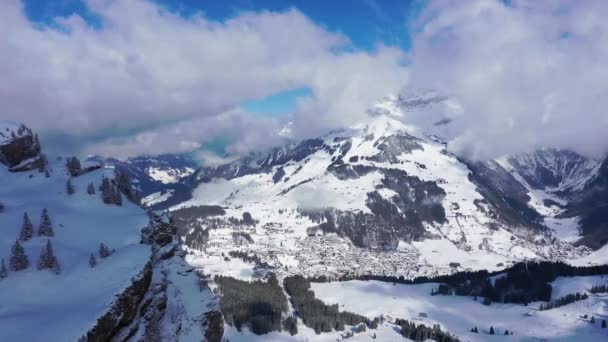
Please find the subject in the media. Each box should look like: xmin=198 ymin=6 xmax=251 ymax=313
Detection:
xmin=66 ymin=156 xmax=82 ymax=176
xmin=0 ymin=259 xmax=7 ymax=279
xmin=114 ymin=170 xmax=137 ymax=203
xmin=38 ymin=208 xmax=54 ymax=237
xmin=10 ymin=240 xmax=29 ymax=271
xmin=99 ymin=173 xmax=138 ymax=206
xmin=100 ymin=176 xmax=122 ymax=205
xmin=66 ymin=179 xmax=75 ymax=195
xmin=89 ymin=253 xmax=97 ymax=268
xmin=19 ymin=212 xmax=34 ymax=241
xmin=99 ymin=243 xmax=111 ymax=258
xmin=87 ymin=182 xmax=95 ymax=195
xmin=37 ymin=240 xmax=60 ymax=274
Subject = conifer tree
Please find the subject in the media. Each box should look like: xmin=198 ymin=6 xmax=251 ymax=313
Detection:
xmin=99 ymin=243 xmax=111 ymax=258
xmin=100 ymin=177 xmax=113 ymax=204
xmin=38 ymin=240 xmax=60 ymax=274
xmin=89 ymin=253 xmax=97 ymax=268
xmin=602 ymin=319 xmax=606 ymax=328
xmin=38 ymin=208 xmax=54 ymax=237
xmin=66 ymin=179 xmax=75 ymax=195
xmin=489 ymin=326 xmax=495 ymax=335
xmin=10 ymin=240 xmax=29 ymax=271
xmin=0 ymin=259 xmax=7 ymax=279
xmin=66 ymin=156 xmax=82 ymax=176
xmin=505 ymin=329 xmax=510 ymax=335
xmin=590 ymin=316 xmax=595 ymax=324
xmin=87 ymin=183 xmax=95 ymax=195
xmin=19 ymin=212 xmax=34 ymax=241
xmin=114 ymin=189 xmax=122 ymax=206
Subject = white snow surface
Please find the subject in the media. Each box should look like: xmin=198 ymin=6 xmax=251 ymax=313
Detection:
xmin=147 ymin=166 xmax=194 ymax=184
xmin=141 ymin=189 xmax=175 ymax=207
xmin=312 ymin=279 xmax=608 ymax=342
xmin=177 ymin=108 xmax=591 ymax=280
xmin=0 ymin=161 xmax=151 ymax=341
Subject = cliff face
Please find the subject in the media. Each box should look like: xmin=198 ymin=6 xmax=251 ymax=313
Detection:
xmin=0 ymin=123 xmax=44 ymax=172
xmin=86 ymin=213 xmax=223 ymax=342
xmin=85 ymin=262 xmax=154 ymax=342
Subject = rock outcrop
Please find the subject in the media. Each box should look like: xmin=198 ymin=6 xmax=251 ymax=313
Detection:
xmin=0 ymin=123 xmax=44 ymax=172
xmin=91 ymin=212 xmax=224 ymax=342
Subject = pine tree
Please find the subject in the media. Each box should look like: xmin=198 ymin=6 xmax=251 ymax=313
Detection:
xmin=19 ymin=212 xmax=34 ymax=241
xmin=66 ymin=156 xmax=82 ymax=177
xmin=87 ymin=183 xmax=95 ymax=195
xmin=114 ymin=171 xmax=137 ymax=203
xmin=99 ymin=243 xmax=111 ymax=258
xmin=89 ymin=253 xmax=97 ymax=268
xmin=114 ymin=189 xmax=122 ymax=206
xmin=38 ymin=240 xmax=60 ymax=274
xmin=10 ymin=240 xmax=29 ymax=271
xmin=505 ymin=329 xmax=510 ymax=335
xmin=0 ymin=259 xmax=7 ymax=279
xmin=602 ymin=319 xmax=606 ymax=328
xmin=66 ymin=179 xmax=75 ymax=195
xmin=590 ymin=316 xmax=595 ymax=324
xmin=38 ymin=208 xmax=54 ymax=237
xmin=489 ymin=326 xmax=495 ymax=335
xmin=100 ymin=177 xmax=113 ymax=204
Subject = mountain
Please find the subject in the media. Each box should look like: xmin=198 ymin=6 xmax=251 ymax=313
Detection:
xmin=87 ymin=154 xmax=198 ymax=210
xmin=170 ymin=102 xmax=606 ymax=282
xmin=0 ymin=125 xmax=220 ymax=341
xmin=566 ymin=156 xmax=608 ymax=249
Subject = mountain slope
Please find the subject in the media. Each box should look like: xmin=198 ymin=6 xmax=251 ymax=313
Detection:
xmin=174 ymin=110 xmax=590 ymax=280
xmin=88 ymin=154 xmax=198 ymax=210
xmin=0 ymin=158 xmax=151 ymax=341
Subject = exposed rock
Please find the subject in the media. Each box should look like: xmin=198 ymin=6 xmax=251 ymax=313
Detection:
xmin=85 ymin=261 xmax=153 ymax=342
xmin=0 ymin=123 xmax=44 ymax=172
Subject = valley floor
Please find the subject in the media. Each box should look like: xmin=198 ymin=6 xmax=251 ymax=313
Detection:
xmin=311 ymin=277 xmax=608 ymax=342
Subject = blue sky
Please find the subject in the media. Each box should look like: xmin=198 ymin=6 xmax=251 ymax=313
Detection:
xmin=23 ymin=0 xmax=420 ymax=118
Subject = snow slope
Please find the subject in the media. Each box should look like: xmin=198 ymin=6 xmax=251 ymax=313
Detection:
xmin=176 ymin=107 xmax=588 ymax=280
xmin=0 ymin=160 xmax=151 ymax=341
xmin=313 ymin=279 xmax=608 ymax=342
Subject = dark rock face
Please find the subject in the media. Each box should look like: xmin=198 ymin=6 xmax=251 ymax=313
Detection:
xmin=368 ymin=134 xmax=423 ymax=163
xmin=203 ymin=311 xmax=224 ymax=342
xmin=466 ymin=160 xmax=544 ymax=230
xmin=0 ymin=124 xmax=43 ymax=172
xmin=307 ymin=166 xmax=447 ymax=250
xmin=85 ymin=261 xmax=153 ymax=342
xmin=507 ymin=149 xmax=597 ymax=197
xmin=569 ymin=157 xmax=608 ymax=249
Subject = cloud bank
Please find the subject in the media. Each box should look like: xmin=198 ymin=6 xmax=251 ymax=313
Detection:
xmin=0 ymin=0 xmax=407 ymax=159
xmin=407 ymin=0 xmax=608 ymax=159
xmin=3 ymin=0 xmax=608 ymax=162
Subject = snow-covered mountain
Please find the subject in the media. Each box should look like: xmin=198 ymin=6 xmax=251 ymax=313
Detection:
xmin=0 ymin=126 xmax=221 ymax=342
xmin=88 ymin=154 xmax=198 ymax=210
xmin=168 ymin=98 xmax=608 ymax=282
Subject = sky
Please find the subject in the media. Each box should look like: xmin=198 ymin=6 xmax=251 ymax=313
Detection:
xmin=2 ymin=0 xmax=608 ymax=162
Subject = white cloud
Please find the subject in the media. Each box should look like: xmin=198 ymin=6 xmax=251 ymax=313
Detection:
xmin=406 ymin=0 xmax=608 ymax=159
xmin=0 ymin=0 xmax=407 ymax=158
